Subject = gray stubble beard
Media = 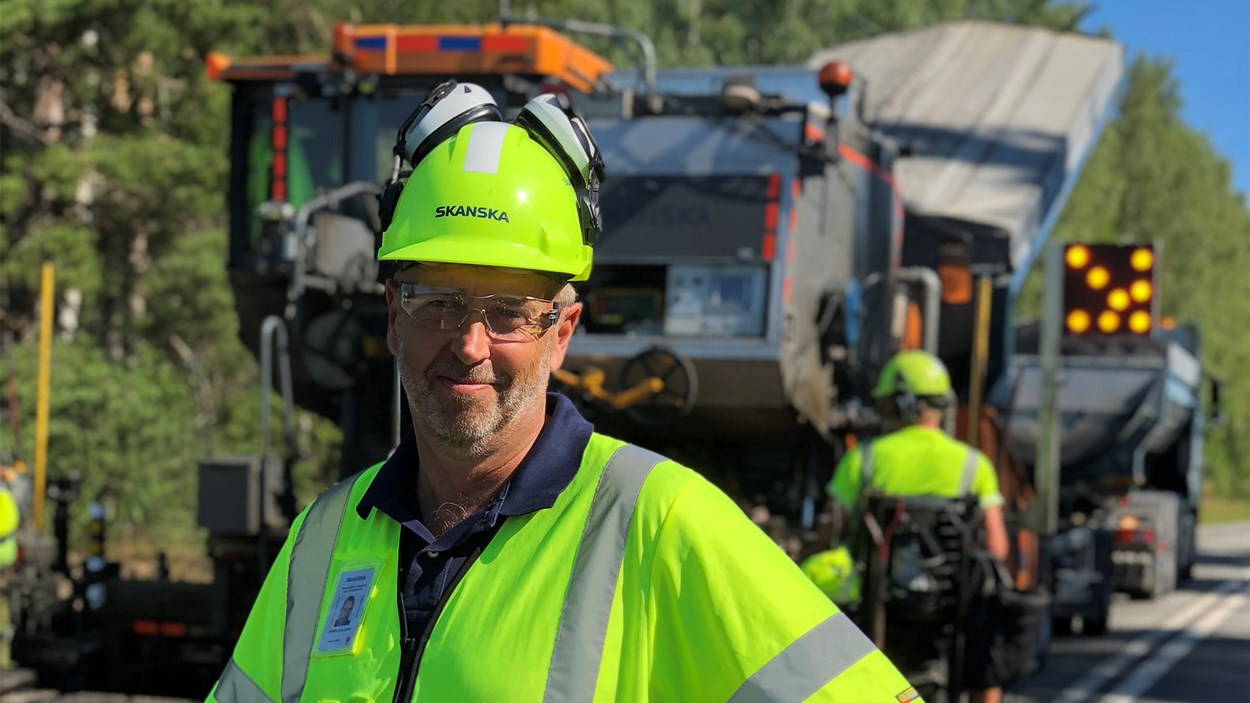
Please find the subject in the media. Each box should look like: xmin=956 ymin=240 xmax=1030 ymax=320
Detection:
xmin=397 ymin=334 xmax=552 ymax=461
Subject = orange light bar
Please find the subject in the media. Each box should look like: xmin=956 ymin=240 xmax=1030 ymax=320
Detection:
xmin=331 ymin=23 xmax=614 ymax=93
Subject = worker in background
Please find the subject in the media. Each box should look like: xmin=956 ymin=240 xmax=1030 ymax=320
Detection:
xmin=0 ymin=469 xmax=20 ymax=669
xmin=207 ymin=80 xmax=920 ymax=703
xmin=826 ymin=350 xmax=1010 ymax=703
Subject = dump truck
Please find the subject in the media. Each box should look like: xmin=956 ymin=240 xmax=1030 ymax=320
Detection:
xmin=992 ymin=243 xmax=1214 ymax=634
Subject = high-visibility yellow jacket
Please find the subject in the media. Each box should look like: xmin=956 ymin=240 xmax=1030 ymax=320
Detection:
xmin=209 ymin=435 xmax=921 ymax=703
xmin=0 ymin=486 xmax=18 ymax=569
xmin=829 ymin=426 xmax=1003 ymax=513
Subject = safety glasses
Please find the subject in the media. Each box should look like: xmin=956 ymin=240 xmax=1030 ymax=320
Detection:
xmin=393 ymin=283 xmax=562 ymax=342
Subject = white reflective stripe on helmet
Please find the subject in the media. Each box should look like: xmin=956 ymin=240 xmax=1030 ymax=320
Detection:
xmin=462 ymin=122 xmax=509 ymax=175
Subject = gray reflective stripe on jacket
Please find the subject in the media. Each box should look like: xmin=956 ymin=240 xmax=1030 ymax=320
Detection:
xmin=860 ymin=441 xmax=980 ymax=498
xmin=543 ymin=443 xmax=665 ymax=703
xmin=282 ymin=476 xmax=358 ymax=703
xmin=727 ymin=612 xmax=877 ymax=703
xmin=213 ymin=657 xmax=275 ymax=703
xmin=211 ymin=474 xmax=359 ymax=703
xmin=958 ymin=449 xmax=980 ymax=497
xmin=860 ymin=442 xmax=875 ymax=490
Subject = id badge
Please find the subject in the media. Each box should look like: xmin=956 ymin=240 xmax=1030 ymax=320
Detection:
xmin=314 ymin=560 xmax=381 ymax=656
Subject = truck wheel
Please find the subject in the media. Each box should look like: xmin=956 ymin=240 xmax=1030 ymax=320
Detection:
xmin=1083 ymin=579 xmax=1113 ymax=636
xmin=1153 ymin=548 xmax=1177 ymax=597
xmin=1053 ymin=615 xmax=1074 ymax=636
xmin=1084 ymin=615 xmax=1108 ymax=636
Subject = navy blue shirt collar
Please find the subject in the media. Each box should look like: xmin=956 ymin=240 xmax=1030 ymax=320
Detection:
xmin=356 ymin=393 xmax=593 ymax=524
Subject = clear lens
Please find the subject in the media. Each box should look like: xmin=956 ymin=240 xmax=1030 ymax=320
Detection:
xmin=399 ymin=284 xmax=558 ymax=341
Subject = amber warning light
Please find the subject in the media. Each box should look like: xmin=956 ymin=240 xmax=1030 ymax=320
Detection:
xmin=818 ymin=61 xmax=854 ymax=98
xmin=1062 ymin=243 xmax=1156 ymax=337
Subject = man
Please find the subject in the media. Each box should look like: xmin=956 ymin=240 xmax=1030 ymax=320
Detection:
xmin=208 ymin=81 xmax=919 ymax=702
xmin=826 ymin=350 xmax=1010 ymax=703
xmin=332 ymin=595 xmax=355 ymax=628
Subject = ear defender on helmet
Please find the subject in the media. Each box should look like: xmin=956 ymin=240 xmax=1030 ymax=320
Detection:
xmin=892 ymin=374 xmax=919 ymax=425
xmin=513 ymin=92 xmax=605 ymax=247
xmin=378 ymin=80 xmax=503 ymax=232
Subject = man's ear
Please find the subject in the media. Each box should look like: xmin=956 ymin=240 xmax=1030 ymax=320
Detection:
xmin=385 ymin=281 xmax=400 ymax=357
xmin=546 ymin=302 xmax=582 ymax=373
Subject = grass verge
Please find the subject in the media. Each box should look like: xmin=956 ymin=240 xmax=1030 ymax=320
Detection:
xmin=1200 ymin=490 xmax=1250 ymax=524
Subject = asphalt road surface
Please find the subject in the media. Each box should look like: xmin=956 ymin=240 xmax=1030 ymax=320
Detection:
xmin=1009 ymin=521 xmax=1250 ymax=703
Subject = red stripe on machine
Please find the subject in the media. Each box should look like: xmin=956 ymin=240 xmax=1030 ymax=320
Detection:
xmin=766 ymin=172 xmax=782 ymax=199
xmin=483 ymin=35 xmax=531 ymax=52
xmin=396 ymin=35 xmax=438 ymax=52
xmin=838 ymin=144 xmax=894 ymax=188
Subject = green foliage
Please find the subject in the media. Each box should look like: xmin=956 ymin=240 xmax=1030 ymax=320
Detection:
xmin=1200 ymin=484 xmax=1250 ymax=524
xmin=9 ymin=340 xmax=201 ymax=541
xmin=0 ymin=0 xmax=342 ymax=547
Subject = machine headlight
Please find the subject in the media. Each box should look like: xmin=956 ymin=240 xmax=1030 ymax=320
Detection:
xmin=663 ymin=265 xmax=767 ymax=337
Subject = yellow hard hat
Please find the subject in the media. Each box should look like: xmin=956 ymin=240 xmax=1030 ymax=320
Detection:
xmin=800 ymin=546 xmax=862 ymax=604
xmin=377 ymin=82 xmax=603 ymax=281
xmin=873 ymin=350 xmax=952 ymax=398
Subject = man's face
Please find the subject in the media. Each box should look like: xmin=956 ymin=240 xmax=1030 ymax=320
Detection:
xmin=386 ymin=263 xmax=581 ymax=457
xmin=339 ymin=597 xmax=354 ymax=618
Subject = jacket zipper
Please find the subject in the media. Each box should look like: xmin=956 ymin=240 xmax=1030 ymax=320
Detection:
xmin=393 ymin=584 xmax=419 ymax=703
xmin=391 ymin=540 xmax=488 ymax=703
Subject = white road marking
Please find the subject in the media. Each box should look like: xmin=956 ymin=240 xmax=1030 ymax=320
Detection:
xmin=1097 ymin=588 xmax=1250 ymax=702
xmin=1053 ymin=572 xmax=1250 ymax=703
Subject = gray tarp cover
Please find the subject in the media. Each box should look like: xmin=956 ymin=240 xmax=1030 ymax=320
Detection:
xmin=808 ymin=21 xmax=1123 ymax=269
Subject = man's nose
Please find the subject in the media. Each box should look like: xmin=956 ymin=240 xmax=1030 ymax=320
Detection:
xmin=449 ymin=309 xmax=491 ymax=364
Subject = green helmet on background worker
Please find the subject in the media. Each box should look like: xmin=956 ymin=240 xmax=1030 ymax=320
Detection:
xmin=800 ymin=545 xmax=862 ymax=605
xmin=872 ymin=350 xmax=953 ymax=399
xmin=376 ymin=82 xmax=601 ymax=281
